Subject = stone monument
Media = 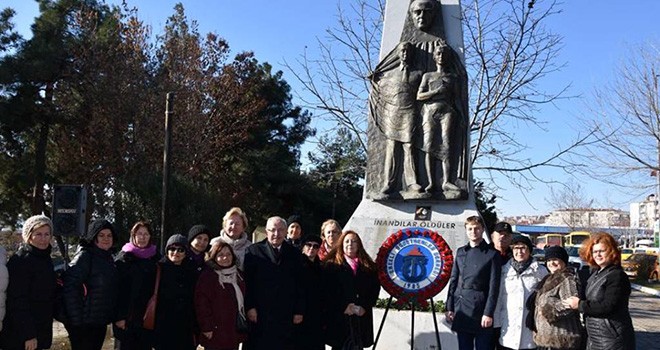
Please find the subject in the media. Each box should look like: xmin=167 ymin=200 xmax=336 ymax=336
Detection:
xmin=343 ymin=1 xmax=478 ymax=348
xmin=345 ymin=0 xmax=479 ymax=300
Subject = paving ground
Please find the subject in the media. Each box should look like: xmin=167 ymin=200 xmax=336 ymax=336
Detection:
xmin=50 ymin=289 xmax=660 ymax=350
xmin=629 ymin=289 xmax=660 ymax=350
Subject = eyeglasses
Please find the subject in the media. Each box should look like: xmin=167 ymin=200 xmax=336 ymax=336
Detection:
xmin=592 ymin=249 xmax=607 ymax=255
xmin=304 ymin=243 xmax=320 ymax=249
xmin=167 ymin=247 xmax=185 ymax=253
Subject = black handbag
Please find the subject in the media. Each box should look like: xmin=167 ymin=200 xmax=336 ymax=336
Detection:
xmin=342 ymin=315 xmax=363 ymax=350
xmin=236 ymin=312 xmax=249 ymax=333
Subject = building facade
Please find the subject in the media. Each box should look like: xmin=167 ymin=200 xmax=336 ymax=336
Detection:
xmin=545 ymin=208 xmax=630 ymax=229
xmin=630 ymin=194 xmax=658 ymax=229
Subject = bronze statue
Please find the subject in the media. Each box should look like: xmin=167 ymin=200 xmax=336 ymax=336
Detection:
xmin=417 ymin=42 xmax=461 ymax=194
xmin=366 ymin=0 xmax=469 ymax=200
xmin=370 ymin=42 xmax=423 ymax=198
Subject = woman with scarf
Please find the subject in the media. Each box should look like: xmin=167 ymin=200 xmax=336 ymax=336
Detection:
xmin=113 ymin=221 xmax=160 ymax=350
xmin=0 ymin=215 xmax=57 ymax=350
xmin=494 ymin=235 xmax=548 ymax=350
xmin=195 ymin=241 xmax=247 ymax=350
xmin=318 ymin=219 xmax=341 ymax=261
xmin=210 ymin=207 xmax=252 ymax=270
xmin=324 ymin=230 xmax=380 ymax=350
xmin=153 ymin=234 xmax=197 ymax=350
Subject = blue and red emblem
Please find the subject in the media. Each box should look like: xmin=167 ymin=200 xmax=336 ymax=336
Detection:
xmin=376 ymin=228 xmax=453 ymax=307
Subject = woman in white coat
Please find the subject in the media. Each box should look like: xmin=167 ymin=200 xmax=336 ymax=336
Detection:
xmin=494 ymin=235 xmax=548 ymax=350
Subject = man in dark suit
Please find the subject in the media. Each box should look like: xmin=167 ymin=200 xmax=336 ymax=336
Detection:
xmin=244 ymin=216 xmax=304 ymax=350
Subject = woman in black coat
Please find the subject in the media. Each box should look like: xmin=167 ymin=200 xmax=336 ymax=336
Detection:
xmin=0 ymin=215 xmax=57 ymax=350
xmin=294 ymin=235 xmax=326 ymax=350
xmin=153 ymin=234 xmax=197 ymax=350
xmin=565 ymin=232 xmax=635 ymax=350
xmin=323 ymin=230 xmax=380 ymax=350
xmin=63 ymin=219 xmax=120 ymax=350
xmin=113 ymin=221 xmax=160 ymax=350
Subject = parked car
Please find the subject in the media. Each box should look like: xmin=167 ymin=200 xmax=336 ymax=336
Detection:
xmin=620 ymin=247 xmax=634 ymax=261
xmin=622 ymin=253 xmax=658 ymax=280
xmin=565 ymin=246 xmax=588 ymax=271
xmin=532 ymin=248 xmax=546 ymax=264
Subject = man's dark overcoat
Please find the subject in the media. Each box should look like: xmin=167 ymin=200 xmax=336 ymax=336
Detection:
xmin=244 ymin=239 xmax=304 ymax=350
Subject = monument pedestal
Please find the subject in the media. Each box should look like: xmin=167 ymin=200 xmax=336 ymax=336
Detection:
xmin=345 ymin=196 xmax=480 ymax=302
xmin=341 ymin=0 xmax=484 ymax=347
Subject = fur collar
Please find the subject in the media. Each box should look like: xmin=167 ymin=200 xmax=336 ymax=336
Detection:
xmin=537 ymin=267 xmax=575 ymax=294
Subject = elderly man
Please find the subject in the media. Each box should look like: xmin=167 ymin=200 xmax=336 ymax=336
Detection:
xmin=491 ymin=222 xmax=513 ymax=265
xmin=244 ymin=216 xmax=304 ymax=350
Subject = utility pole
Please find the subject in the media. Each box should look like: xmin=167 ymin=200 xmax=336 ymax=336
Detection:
xmin=655 ymin=72 xmax=660 ymax=248
xmin=161 ymin=92 xmax=174 ymax=252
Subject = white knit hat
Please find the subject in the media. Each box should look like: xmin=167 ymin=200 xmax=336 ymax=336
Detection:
xmin=22 ymin=215 xmax=53 ymax=242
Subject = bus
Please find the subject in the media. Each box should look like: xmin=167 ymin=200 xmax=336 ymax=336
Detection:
xmin=564 ymin=231 xmax=591 ymax=247
xmin=536 ymin=234 xmax=563 ymax=249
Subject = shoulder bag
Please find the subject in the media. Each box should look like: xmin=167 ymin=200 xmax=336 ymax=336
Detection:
xmin=143 ymin=264 xmax=161 ymax=330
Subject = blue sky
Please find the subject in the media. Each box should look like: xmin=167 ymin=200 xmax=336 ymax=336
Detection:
xmin=4 ymin=0 xmax=660 ymax=217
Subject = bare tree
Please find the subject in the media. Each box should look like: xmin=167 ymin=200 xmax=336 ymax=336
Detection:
xmin=581 ymin=42 xmax=660 ymax=195
xmin=546 ymin=180 xmax=595 ymax=211
xmin=285 ymin=0 xmax=385 ymax=152
xmin=286 ymin=0 xmax=595 ymax=196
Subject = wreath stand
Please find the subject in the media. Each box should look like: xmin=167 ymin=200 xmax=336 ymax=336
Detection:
xmin=371 ymin=296 xmax=443 ymax=350
xmin=374 ymin=228 xmax=453 ymax=350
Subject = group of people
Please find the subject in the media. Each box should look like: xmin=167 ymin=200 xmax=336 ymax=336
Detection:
xmin=0 ymin=209 xmax=381 ymax=350
xmin=446 ymin=216 xmax=636 ymax=350
xmin=0 ymin=211 xmax=639 ymax=350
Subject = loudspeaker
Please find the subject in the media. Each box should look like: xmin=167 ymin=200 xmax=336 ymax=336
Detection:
xmin=52 ymin=184 xmax=87 ymax=236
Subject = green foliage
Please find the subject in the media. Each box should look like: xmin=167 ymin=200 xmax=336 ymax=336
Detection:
xmin=0 ymin=1 xmax=316 ymax=240
xmin=475 ymin=181 xmax=498 ymax=231
xmin=0 ymin=8 xmax=21 ymax=53
xmin=306 ymin=128 xmax=365 ymax=224
xmin=375 ymin=297 xmax=446 ymax=313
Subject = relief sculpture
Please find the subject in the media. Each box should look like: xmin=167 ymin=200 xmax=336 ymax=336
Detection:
xmin=367 ymin=0 xmax=469 ymax=201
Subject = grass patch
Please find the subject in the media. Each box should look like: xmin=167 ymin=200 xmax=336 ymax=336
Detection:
xmin=375 ymin=298 xmax=446 ymax=312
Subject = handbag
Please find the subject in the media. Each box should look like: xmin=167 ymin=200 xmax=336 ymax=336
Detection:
xmin=342 ymin=315 xmax=363 ymax=350
xmin=143 ymin=264 xmax=161 ymax=330
xmin=236 ymin=310 xmax=249 ymax=333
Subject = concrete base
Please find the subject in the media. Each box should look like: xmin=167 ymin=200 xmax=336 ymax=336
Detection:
xmin=320 ymin=308 xmax=459 ymax=350
xmin=370 ymin=308 xmax=458 ymax=350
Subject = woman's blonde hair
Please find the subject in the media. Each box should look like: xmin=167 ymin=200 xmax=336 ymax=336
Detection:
xmin=222 ymin=207 xmax=248 ymax=231
xmin=320 ymin=219 xmax=341 ymax=241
